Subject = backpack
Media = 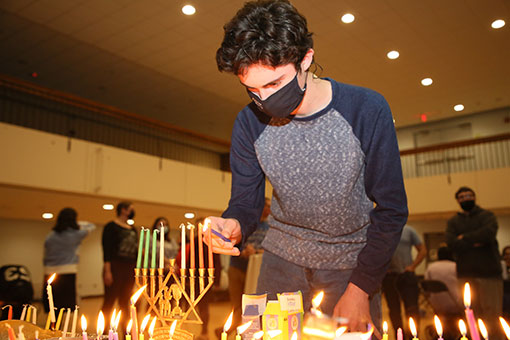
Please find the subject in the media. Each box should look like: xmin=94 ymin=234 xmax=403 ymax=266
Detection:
xmin=0 ymin=265 xmax=34 ymax=303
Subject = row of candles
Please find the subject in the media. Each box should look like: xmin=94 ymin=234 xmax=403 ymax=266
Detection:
xmin=135 ymin=220 xmax=215 ymax=270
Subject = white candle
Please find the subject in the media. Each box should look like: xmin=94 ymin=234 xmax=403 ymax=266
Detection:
xmin=18 ymin=325 xmax=26 ymax=340
xmin=180 ymin=224 xmax=186 ymax=269
xmin=62 ymin=308 xmax=71 ymax=337
xmin=159 ymin=223 xmax=165 ymax=269
xmin=32 ymin=306 xmax=37 ymax=325
xmin=47 ymin=274 xmax=57 ymax=323
xmin=71 ymin=306 xmax=79 ymax=337
xmin=20 ymin=305 xmax=27 ymax=321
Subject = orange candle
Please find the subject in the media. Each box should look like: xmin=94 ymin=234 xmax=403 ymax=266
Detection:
xmin=198 ymin=222 xmax=204 ymax=269
xmin=189 ymin=224 xmax=195 ymax=269
xmin=205 ymin=218 xmax=213 ymax=268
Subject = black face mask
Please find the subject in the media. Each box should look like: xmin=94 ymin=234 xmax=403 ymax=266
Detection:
xmin=128 ymin=210 xmax=135 ymax=220
xmin=247 ymin=72 xmax=307 ymax=118
xmin=460 ymin=200 xmax=475 ymax=212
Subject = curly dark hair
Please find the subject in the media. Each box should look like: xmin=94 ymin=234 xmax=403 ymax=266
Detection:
xmin=216 ymin=0 xmax=313 ymax=75
xmin=53 ymin=207 xmax=79 ymax=233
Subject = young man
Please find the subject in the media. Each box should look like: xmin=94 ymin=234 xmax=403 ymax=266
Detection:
xmin=206 ymin=0 xmax=408 ymax=334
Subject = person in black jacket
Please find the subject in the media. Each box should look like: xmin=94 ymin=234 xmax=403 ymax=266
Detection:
xmin=446 ymin=186 xmax=502 ymax=340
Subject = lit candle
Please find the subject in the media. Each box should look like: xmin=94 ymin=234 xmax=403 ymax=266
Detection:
xmin=198 ymin=222 xmax=204 ymax=269
xmin=130 ymin=285 xmax=146 ymax=340
xmin=291 ymin=332 xmax=298 ymax=340
xmin=311 ymin=291 xmax=324 ymax=316
xmin=97 ymin=311 xmax=105 ymax=340
xmin=188 ymin=223 xmax=195 ymax=269
xmin=56 ymin=308 xmax=65 ymax=330
xmin=6 ymin=324 xmax=16 ymax=340
xmin=382 ymin=321 xmax=389 ymax=340
xmin=113 ymin=311 xmax=122 ymax=340
xmin=253 ymin=331 xmax=264 ymax=340
xmin=336 ymin=327 xmax=347 ymax=338
xmin=478 ymin=319 xmax=488 ymax=340
xmin=2 ymin=305 xmax=13 ymax=320
xmin=159 ymin=222 xmax=165 ymax=269
xmin=459 ymin=320 xmax=468 ymax=340
xmin=434 ymin=315 xmax=444 ymax=340
xmin=169 ymin=320 xmax=177 ymax=340
xmin=267 ymin=330 xmax=283 ymax=339
xmin=397 ymin=328 xmax=403 ymax=340
xmin=47 ymin=273 xmax=57 ymax=324
xmin=71 ymin=306 xmax=79 ymax=337
xmin=148 ymin=316 xmax=157 ymax=340
xmin=151 ymin=229 xmax=159 ymax=269
xmin=204 ymin=218 xmax=213 ymax=268
xmin=63 ymin=308 xmax=71 ymax=337
xmin=81 ymin=315 xmax=88 ymax=340
xmin=222 ymin=311 xmax=234 ymax=340
xmin=236 ymin=321 xmax=253 ymax=340
xmin=136 ymin=227 xmax=145 ymax=269
xmin=144 ymin=228 xmax=150 ymax=269
xmin=464 ymin=283 xmax=481 ymax=340
xmin=109 ymin=310 xmax=117 ymax=340
xmin=20 ymin=304 xmax=27 ymax=321
xmin=500 ymin=317 xmax=510 ymax=340
xmin=410 ymin=317 xmax=419 ymax=340
xmin=139 ymin=315 xmax=151 ymax=340
xmin=32 ymin=306 xmax=37 ymax=325
xmin=126 ymin=320 xmax=133 ymax=340
xmin=180 ymin=224 xmax=186 ymax=269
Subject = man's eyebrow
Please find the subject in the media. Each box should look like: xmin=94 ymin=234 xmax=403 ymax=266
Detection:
xmin=239 ymin=74 xmax=285 ymax=88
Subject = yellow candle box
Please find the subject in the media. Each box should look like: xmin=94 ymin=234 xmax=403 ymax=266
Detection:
xmin=262 ymin=291 xmax=303 ymax=340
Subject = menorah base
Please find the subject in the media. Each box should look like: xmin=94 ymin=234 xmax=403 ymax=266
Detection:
xmin=154 ymin=326 xmax=193 ymax=340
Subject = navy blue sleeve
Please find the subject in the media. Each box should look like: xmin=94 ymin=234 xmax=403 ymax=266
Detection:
xmin=338 ymin=85 xmax=408 ymax=294
xmin=222 ymin=107 xmax=267 ymax=245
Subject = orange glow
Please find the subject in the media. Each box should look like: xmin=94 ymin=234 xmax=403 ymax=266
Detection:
xmin=140 ymin=315 xmax=151 ymax=332
xmin=237 ymin=321 xmax=253 ymax=335
xmin=434 ymin=315 xmax=443 ymax=338
xmin=81 ymin=315 xmax=87 ymax=332
xmin=478 ymin=319 xmax=488 ymax=340
xmin=127 ymin=320 xmax=133 ymax=334
xmin=459 ymin=320 xmax=467 ymax=336
xmin=47 ymin=273 xmax=56 ymax=285
xmin=97 ymin=311 xmax=105 ymax=336
xmin=383 ymin=321 xmax=388 ymax=334
xmin=409 ymin=317 xmax=417 ymax=338
xmin=148 ymin=317 xmax=157 ymax=338
xmin=223 ymin=311 xmax=234 ymax=332
xmin=500 ymin=317 xmax=510 ymax=339
xmin=464 ymin=282 xmax=471 ymax=308
xmin=312 ymin=291 xmax=324 ymax=309
xmin=131 ymin=285 xmax=147 ymax=305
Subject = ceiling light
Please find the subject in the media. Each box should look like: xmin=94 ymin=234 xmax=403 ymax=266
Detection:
xmin=184 ymin=212 xmax=195 ymax=219
xmin=341 ymin=13 xmax=355 ymax=24
xmin=491 ymin=19 xmax=505 ymax=29
xmin=103 ymin=204 xmax=114 ymax=210
xmin=182 ymin=5 xmax=196 ymax=15
xmin=421 ymin=78 xmax=433 ymax=86
xmin=42 ymin=213 xmax=53 ymax=219
xmin=127 ymin=219 xmax=134 ymax=225
xmin=387 ymin=51 xmax=399 ymax=60
xmin=454 ymin=104 xmax=465 ymax=112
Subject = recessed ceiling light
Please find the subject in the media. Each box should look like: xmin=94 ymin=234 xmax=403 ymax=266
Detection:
xmin=387 ymin=50 xmax=399 ymax=60
xmin=42 ymin=212 xmax=53 ymax=219
xmin=341 ymin=13 xmax=355 ymax=24
xmin=184 ymin=212 xmax=195 ymax=219
xmin=103 ymin=204 xmax=114 ymax=210
xmin=421 ymin=78 xmax=433 ymax=86
xmin=491 ymin=19 xmax=505 ymax=29
xmin=182 ymin=5 xmax=196 ymax=15
xmin=454 ymin=104 xmax=465 ymax=112
xmin=127 ymin=219 xmax=135 ymax=225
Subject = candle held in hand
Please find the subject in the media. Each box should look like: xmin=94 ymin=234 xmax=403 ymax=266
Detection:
xmin=464 ymin=282 xmax=481 ymax=340
xmin=47 ymin=273 xmax=57 ymax=324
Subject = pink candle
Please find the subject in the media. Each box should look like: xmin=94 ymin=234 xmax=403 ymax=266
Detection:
xmin=397 ymin=328 xmax=403 ymax=340
xmin=198 ymin=223 xmax=204 ymax=269
xmin=464 ymin=283 xmax=481 ymax=340
xmin=81 ymin=315 xmax=88 ymax=340
xmin=189 ymin=224 xmax=195 ymax=269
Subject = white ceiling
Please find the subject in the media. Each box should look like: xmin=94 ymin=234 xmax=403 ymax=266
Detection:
xmin=0 ymin=0 xmax=509 ymax=223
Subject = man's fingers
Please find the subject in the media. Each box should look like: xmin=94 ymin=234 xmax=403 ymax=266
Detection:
xmin=211 ymin=246 xmax=240 ymax=256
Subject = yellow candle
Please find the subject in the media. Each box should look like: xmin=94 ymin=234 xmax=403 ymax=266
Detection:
xmin=148 ymin=316 xmax=157 ymax=340
xmin=236 ymin=321 xmax=253 ymax=340
xmin=139 ymin=314 xmax=151 ymax=340
xmin=459 ymin=319 xmax=468 ymax=340
xmin=382 ymin=321 xmax=389 ymax=340
xmin=126 ymin=319 xmax=133 ymax=340
xmin=222 ymin=311 xmax=234 ymax=340
xmin=56 ymin=308 xmax=65 ymax=330
xmin=26 ymin=306 xmax=32 ymax=323
xmin=409 ymin=317 xmax=419 ymax=340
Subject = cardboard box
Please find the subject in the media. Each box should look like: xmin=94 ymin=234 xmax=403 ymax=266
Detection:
xmin=262 ymin=291 xmax=303 ymax=340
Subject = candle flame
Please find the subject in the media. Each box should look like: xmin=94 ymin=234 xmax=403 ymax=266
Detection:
xmin=464 ymin=282 xmax=471 ymax=308
xmin=383 ymin=321 xmax=388 ymax=334
xmin=336 ymin=327 xmax=347 ymax=337
xmin=47 ymin=273 xmax=56 ymax=285
xmin=169 ymin=320 xmax=177 ymax=339
xmin=140 ymin=314 xmax=151 ymax=332
xmin=500 ymin=317 xmax=510 ymax=340
xmin=127 ymin=320 xmax=133 ymax=334
xmin=81 ymin=315 xmax=87 ymax=332
xmin=409 ymin=317 xmax=417 ymax=338
xmin=312 ymin=291 xmax=324 ymax=309
xmin=253 ymin=331 xmax=264 ymax=340
xmin=434 ymin=315 xmax=443 ymax=337
xmin=267 ymin=330 xmax=282 ymax=339
xmin=148 ymin=316 xmax=157 ymax=337
xmin=97 ymin=311 xmax=105 ymax=336
xmin=303 ymin=327 xmax=335 ymax=339
xmin=114 ymin=311 xmax=122 ymax=332
xmin=361 ymin=326 xmax=374 ymax=340
xmin=202 ymin=218 xmax=211 ymax=232
xmin=237 ymin=321 xmax=253 ymax=335
xmin=223 ymin=311 xmax=234 ymax=332
xmin=478 ymin=319 xmax=488 ymax=340
xmin=291 ymin=332 xmax=297 ymax=340
xmin=459 ymin=319 xmax=467 ymax=336
xmin=110 ymin=309 xmax=117 ymax=329
xmin=131 ymin=285 xmax=147 ymax=305
xmin=187 ymin=223 xmax=195 ymax=230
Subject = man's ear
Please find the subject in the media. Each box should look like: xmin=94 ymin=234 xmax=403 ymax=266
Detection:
xmin=301 ymin=48 xmax=315 ymax=72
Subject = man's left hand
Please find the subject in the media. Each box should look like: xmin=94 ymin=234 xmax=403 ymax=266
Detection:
xmin=333 ymin=283 xmax=381 ymax=339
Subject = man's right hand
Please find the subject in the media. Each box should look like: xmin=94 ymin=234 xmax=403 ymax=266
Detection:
xmin=103 ymin=270 xmax=113 ymax=286
xmin=204 ymin=217 xmax=242 ymax=256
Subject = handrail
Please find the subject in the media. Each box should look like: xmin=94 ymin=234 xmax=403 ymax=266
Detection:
xmin=0 ymin=73 xmax=231 ymax=148
xmin=400 ymin=133 xmax=510 ymax=156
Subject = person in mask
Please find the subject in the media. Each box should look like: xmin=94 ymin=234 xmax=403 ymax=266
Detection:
xmin=101 ymin=201 xmax=138 ymax=330
xmin=446 ymin=186 xmax=503 ymax=340
xmin=206 ymin=0 xmax=408 ymax=335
